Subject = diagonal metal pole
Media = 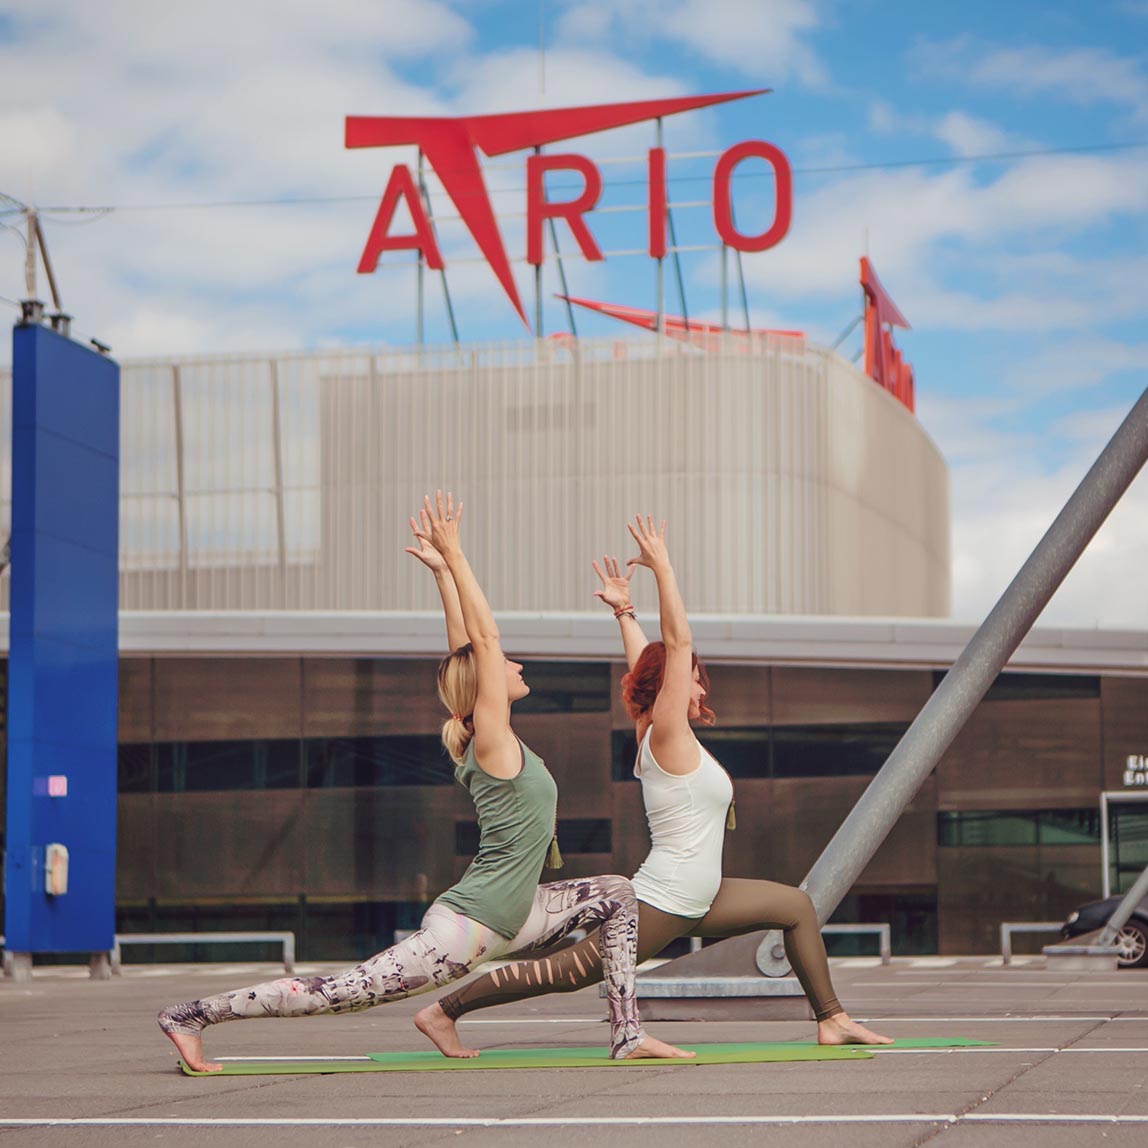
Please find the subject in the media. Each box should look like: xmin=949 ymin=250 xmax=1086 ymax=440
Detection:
xmin=755 ymin=382 xmax=1148 ymax=975
xmin=1096 ymin=861 xmax=1148 ymax=950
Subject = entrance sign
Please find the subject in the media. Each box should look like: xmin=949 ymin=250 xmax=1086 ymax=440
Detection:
xmin=1125 ymin=754 xmax=1148 ymax=787
xmin=346 ymin=90 xmax=791 ymax=327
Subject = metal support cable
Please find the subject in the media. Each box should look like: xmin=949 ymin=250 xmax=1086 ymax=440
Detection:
xmin=548 ymin=215 xmax=577 ymax=336
xmin=416 ymin=168 xmax=459 ymax=345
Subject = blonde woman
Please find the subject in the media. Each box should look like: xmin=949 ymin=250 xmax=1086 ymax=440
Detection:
xmin=157 ymin=494 xmax=687 ymax=1071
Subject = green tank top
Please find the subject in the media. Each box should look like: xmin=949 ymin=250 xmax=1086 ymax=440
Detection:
xmin=436 ymin=737 xmax=559 ymax=939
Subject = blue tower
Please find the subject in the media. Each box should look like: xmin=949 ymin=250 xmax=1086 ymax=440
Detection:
xmin=4 ymin=319 xmax=120 ymax=976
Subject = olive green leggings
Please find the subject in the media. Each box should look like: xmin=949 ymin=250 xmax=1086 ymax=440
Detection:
xmin=438 ymin=877 xmax=844 ymax=1023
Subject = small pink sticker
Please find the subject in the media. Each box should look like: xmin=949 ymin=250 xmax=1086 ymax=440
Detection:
xmin=48 ymin=775 xmax=68 ymax=797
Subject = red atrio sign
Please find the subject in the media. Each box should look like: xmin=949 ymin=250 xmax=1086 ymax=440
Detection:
xmin=345 ymin=91 xmax=791 ymax=327
xmin=861 ymin=257 xmax=915 ymax=413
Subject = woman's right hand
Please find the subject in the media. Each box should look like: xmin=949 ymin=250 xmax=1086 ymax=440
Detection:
xmin=592 ymin=555 xmax=635 ymax=611
xmin=626 ymin=515 xmax=670 ymax=573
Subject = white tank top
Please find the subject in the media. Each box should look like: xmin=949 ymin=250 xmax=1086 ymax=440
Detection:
xmin=629 ymin=726 xmax=734 ymax=919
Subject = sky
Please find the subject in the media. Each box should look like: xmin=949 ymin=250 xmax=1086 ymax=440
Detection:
xmin=1 ymin=0 xmax=1147 ymax=630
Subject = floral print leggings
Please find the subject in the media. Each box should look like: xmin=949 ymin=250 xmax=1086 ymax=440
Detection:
xmin=157 ymin=874 xmax=646 ymax=1059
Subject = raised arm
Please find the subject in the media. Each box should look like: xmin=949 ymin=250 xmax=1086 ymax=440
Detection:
xmin=626 ymin=516 xmax=697 ymax=774
xmin=414 ymin=491 xmax=520 ymax=779
xmin=592 ymin=554 xmax=648 ymax=671
xmin=405 ymin=510 xmax=468 ymax=651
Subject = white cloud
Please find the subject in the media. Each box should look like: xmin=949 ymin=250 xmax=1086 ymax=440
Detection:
xmin=556 ymin=0 xmax=826 ymax=86
xmin=912 ymin=38 xmax=1148 ymax=121
xmin=933 ymin=111 xmax=1012 ymax=158
xmin=947 ymin=437 xmax=1148 ymax=629
xmin=920 ymin=383 xmax=1148 ymax=629
xmin=733 ymin=150 xmax=1148 ymax=333
xmin=868 ymin=100 xmax=1033 ymax=158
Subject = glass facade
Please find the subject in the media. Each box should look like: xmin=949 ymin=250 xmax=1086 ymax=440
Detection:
xmin=8 ymin=654 xmax=1142 ymax=961
xmin=937 ymin=809 xmax=1101 ymax=847
xmin=612 ymin=724 xmax=907 ymax=781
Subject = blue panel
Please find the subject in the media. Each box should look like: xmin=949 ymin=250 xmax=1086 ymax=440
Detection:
xmin=12 ymin=323 xmax=120 ymax=456
xmin=27 ymin=430 xmax=120 ymax=556
xmin=8 ymin=532 xmax=119 ymax=652
xmin=6 ymin=636 xmax=119 ymax=749
xmin=4 ymin=324 xmax=120 ymax=955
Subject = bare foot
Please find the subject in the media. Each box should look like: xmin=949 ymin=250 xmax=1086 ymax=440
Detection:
xmin=621 ymin=1034 xmax=696 ymax=1060
xmin=414 ymin=1002 xmax=480 ymax=1058
xmin=162 ymin=1028 xmax=223 ymax=1072
xmin=817 ymin=1012 xmax=894 ymax=1046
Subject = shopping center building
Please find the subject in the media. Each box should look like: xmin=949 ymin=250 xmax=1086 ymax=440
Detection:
xmin=3 ymin=333 xmax=1146 ymax=961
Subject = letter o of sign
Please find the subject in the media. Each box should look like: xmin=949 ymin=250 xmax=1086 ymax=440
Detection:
xmin=712 ymin=140 xmax=792 ymax=253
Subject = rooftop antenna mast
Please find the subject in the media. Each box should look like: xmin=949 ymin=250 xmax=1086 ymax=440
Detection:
xmin=19 ymin=205 xmax=70 ymax=335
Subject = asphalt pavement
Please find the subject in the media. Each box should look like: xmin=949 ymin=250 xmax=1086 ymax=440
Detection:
xmin=1 ymin=953 xmax=1146 ymax=1147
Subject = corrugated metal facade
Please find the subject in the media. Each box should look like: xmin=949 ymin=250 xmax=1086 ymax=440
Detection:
xmin=0 ymin=335 xmax=949 ymax=615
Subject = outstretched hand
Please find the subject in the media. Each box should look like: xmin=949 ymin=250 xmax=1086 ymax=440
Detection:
xmin=592 ymin=555 xmax=635 ymax=611
xmin=404 ymin=510 xmax=447 ymax=573
xmin=625 ymin=515 xmax=670 ymax=572
xmin=412 ymin=490 xmax=464 ymax=557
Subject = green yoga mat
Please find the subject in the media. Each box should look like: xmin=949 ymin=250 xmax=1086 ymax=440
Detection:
xmin=179 ymin=1036 xmax=993 ymax=1076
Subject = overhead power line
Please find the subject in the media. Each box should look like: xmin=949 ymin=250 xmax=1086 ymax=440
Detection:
xmin=0 ymin=139 xmax=1142 ymax=218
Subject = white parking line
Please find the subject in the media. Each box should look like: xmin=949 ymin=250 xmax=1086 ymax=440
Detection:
xmin=861 ymin=1015 xmax=1120 ymax=1022
xmin=460 ymin=1017 xmax=605 ymax=1024
xmin=193 ymin=1045 xmax=1148 ymax=1067
xmin=873 ymin=1047 xmax=1148 ymax=1055
xmin=855 ymin=981 xmax=1078 ymax=988
xmin=6 ymin=1114 xmax=1148 ymax=1128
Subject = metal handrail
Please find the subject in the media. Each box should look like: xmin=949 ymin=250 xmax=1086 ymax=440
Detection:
xmin=110 ymin=930 xmax=296 ymax=974
xmin=1000 ymin=921 xmax=1063 ymax=965
xmin=820 ymin=923 xmax=892 ymax=965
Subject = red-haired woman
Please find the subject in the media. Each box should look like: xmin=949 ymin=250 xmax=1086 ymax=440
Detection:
xmin=422 ymin=516 xmax=891 ymax=1052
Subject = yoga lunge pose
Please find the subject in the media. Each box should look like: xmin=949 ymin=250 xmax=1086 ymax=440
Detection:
xmin=158 ymin=494 xmax=688 ymax=1070
xmin=421 ymin=516 xmax=892 ymax=1052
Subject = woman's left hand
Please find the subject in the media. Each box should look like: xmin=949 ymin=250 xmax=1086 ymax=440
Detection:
xmin=626 ymin=514 xmax=670 ymax=572
xmin=404 ymin=511 xmax=448 ymax=573
xmin=413 ymin=489 xmax=464 ymax=556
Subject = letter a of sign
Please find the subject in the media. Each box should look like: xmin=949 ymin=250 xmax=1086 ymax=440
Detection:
xmin=357 ymin=165 xmax=444 ymax=274
xmin=347 ymin=90 xmax=766 ymax=328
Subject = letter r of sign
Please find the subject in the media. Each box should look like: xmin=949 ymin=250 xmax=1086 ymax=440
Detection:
xmin=346 ymin=90 xmax=766 ymax=328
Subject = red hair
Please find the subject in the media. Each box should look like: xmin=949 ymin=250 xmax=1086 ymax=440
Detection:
xmin=621 ymin=641 xmax=715 ymax=725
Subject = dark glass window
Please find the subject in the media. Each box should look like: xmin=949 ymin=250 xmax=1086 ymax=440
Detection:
xmin=697 ymin=729 xmax=771 ymax=779
xmin=615 ymin=728 xmax=771 ymax=780
xmin=938 ymin=810 xmax=1038 ymax=847
xmin=614 ymin=725 xmax=903 ymax=780
xmin=304 ymin=736 xmax=453 ymax=787
xmin=158 ymin=741 xmax=254 ymax=792
xmin=933 ymin=670 xmax=1100 ymax=701
xmin=772 ymin=724 xmax=906 ymax=778
xmin=118 ymin=743 xmax=153 ymax=792
xmin=155 ymin=740 xmax=301 ymax=792
xmin=611 ymin=729 xmax=639 ymax=781
xmin=512 ymin=661 xmax=611 ymax=713
xmin=455 ymin=818 xmax=611 ymax=856
xmin=1039 ymin=808 xmax=1101 ymax=845
xmin=828 ymin=890 xmax=938 ymax=956
xmin=938 ymin=809 xmax=1099 ymax=847
xmin=557 ymin=818 xmax=612 ymax=853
